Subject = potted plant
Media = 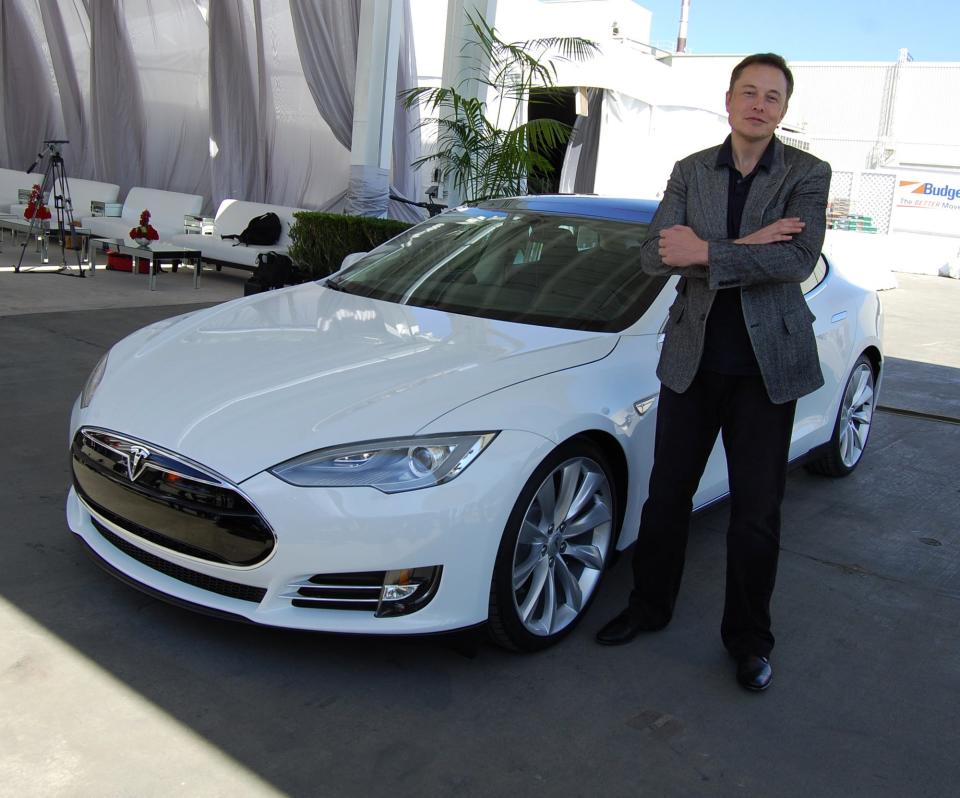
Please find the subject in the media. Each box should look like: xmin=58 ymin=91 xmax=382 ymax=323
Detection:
xmin=401 ymin=12 xmax=598 ymax=203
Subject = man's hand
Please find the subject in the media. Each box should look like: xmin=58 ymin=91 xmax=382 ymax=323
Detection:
xmin=735 ymin=217 xmax=805 ymax=245
xmin=658 ymin=225 xmax=709 ymax=268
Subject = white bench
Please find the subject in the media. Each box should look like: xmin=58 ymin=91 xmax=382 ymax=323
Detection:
xmin=0 ymin=167 xmax=43 ymax=213
xmin=7 ymin=177 xmax=120 ymax=221
xmin=79 ymin=186 xmax=203 ymax=243
xmin=168 ymin=199 xmax=304 ymax=271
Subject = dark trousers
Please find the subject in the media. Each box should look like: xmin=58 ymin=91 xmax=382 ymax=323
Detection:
xmin=629 ymin=370 xmax=796 ymax=658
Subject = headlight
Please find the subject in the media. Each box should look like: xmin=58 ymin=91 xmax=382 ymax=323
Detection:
xmin=270 ymin=432 xmax=498 ymax=493
xmin=80 ymin=352 xmax=109 ymax=408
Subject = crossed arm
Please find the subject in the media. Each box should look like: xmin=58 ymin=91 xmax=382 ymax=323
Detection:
xmin=656 ymin=217 xmax=806 ymax=267
xmin=640 ymin=156 xmax=831 ymax=288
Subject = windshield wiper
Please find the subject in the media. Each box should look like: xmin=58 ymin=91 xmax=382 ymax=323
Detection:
xmin=324 ymin=278 xmax=382 ymax=299
xmin=324 ymin=278 xmax=350 ymax=293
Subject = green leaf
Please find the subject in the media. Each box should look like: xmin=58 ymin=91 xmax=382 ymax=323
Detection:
xmin=400 ymin=8 xmax=597 ymax=203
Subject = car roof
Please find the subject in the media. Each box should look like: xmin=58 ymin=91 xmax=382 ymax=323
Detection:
xmin=475 ymin=195 xmax=659 ymax=223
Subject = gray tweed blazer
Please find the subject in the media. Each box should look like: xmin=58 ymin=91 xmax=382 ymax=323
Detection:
xmin=640 ymin=137 xmax=831 ymax=404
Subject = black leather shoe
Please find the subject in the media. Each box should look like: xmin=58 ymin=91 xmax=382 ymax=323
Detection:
xmin=736 ymin=655 xmax=773 ymax=692
xmin=595 ymin=609 xmax=661 ymax=645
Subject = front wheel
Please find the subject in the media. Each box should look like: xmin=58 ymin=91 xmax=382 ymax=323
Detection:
xmin=805 ymin=353 xmax=876 ymax=477
xmin=488 ymin=439 xmax=618 ymax=652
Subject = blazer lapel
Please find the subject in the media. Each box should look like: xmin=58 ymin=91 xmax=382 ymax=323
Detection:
xmin=741 ymin=139 xmax=790 ymax=233
xmin=692 ymin=152 xmax=729 ymax=239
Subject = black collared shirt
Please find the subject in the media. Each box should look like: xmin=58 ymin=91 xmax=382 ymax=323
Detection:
xmin=700 ymin=136 xmax=776 ymax=375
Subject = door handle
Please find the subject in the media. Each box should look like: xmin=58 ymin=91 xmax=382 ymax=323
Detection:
xmin=830 ymin=311 xmax=848 ymax=323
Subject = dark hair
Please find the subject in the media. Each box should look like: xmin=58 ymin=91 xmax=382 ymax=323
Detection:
xmin=729 ymin=53 xmax=794 ymax=102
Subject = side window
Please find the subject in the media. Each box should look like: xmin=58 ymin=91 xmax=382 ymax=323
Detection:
xmin=801 ymin=254 xmax=828 ymax=295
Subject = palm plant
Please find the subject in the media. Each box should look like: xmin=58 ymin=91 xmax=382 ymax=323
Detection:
xmin=401 ymin=12 xmax=598 ymax=204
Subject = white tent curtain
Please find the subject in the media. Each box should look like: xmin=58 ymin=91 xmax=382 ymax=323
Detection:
xmin=209 ymin=0 xmax=268 ymax=205
xmin=289 ymin=0 xmax=358 ymax=151
xmin=290 ymin=0 xmax=423 ymax=221
xmin=208 ymin=0 xmax=352 ymax=211
xmin=391 ymin=0 xmax=422 ymax=210
xmin=0 ymin=0 xmax=423 ymax=220
xmin=589 ymin=91 xmax=728 ymax=200
xmin=124 ymin=0 xmax=211 ymax=201
xmin=259 ymin=0 xmax=348 ymax=209
xmin=0 ymin=0 xmax=57 ymax=170
xmin=36 ymin=0 xmax=95 ymax=179
xmin=559 ymin=88 xmax=603 ymax=195
xmin=89 ymin=0 xmax=148 ymax=194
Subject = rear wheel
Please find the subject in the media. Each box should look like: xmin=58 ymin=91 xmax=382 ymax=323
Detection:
xmin=806 ymin=354 xmax=876 ymax=477
xmin=488 ymin=439 xmax=618 ymax=652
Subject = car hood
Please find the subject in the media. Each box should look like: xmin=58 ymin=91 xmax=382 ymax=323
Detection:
xmin=82 ymin=283 xmax=618 ymax=481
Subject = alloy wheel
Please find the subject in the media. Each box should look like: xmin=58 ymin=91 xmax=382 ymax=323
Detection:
xmin=510 ymin=457 xmax=613 ymax=637
xmin=838 ymin=361 xmax=875 ymax=468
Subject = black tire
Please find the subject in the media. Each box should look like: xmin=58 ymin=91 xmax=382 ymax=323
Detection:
xmin=805 ymin=353 xmax=876 ymax=478
xmin=488 ymin=438 xmax=619 ymax=652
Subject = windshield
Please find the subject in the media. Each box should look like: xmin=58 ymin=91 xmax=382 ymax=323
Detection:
xmin=328 ymin=207 xmax=666 ymax=332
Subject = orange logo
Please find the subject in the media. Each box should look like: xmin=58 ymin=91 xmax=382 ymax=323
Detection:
xmin=898 ymin=181 xmax=926 ymax=194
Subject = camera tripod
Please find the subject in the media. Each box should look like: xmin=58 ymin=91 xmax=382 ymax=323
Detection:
xmin=14 ymin=139 xmax=85 ymax=277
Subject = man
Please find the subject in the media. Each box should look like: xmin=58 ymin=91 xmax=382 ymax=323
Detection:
xmin=596 ymin=53 xmax=831 ymax=692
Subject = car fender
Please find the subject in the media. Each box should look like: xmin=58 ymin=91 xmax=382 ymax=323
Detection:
xmin=418 ymin=334 xmax=664 ymax=549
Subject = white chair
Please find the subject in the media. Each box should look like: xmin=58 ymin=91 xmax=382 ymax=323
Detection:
xmin=79 ymin=186 xmax=204 ymax=242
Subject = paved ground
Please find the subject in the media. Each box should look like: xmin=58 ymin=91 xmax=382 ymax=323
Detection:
xmin=1 ymin=242 xmax=958 ymax=797
xmin=0 ymin=240 xmax=247 ymax=316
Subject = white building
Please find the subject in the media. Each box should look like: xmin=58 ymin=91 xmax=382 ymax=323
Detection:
xmin=413 ymin=1 xmax=960 ymax=275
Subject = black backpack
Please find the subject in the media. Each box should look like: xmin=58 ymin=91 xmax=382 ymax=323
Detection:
xmin=222 ymin=212 xmax=281 ymax=246
xmin=253 ymin=251 xmax=298 ymax=289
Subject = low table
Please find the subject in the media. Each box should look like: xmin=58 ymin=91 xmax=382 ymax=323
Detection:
xmin=2 ymin=215 xmax=96 ymax=271
xmin=0 ymin=214 xmax=50 ymax=258
xmin=91 ymin=239 xmax=203 ymax=291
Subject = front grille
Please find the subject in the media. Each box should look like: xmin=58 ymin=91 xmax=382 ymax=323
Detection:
xmin=289 ymin=572 xmax=385 ymax=610
xmin=91 ymin=518 xmax=267 ymax=603
xmin=71 ymin=429 xmax=274 ymax=566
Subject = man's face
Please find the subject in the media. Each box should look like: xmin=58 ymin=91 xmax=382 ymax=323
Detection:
xmin=725 ymin=64 xmax=789 ymax=143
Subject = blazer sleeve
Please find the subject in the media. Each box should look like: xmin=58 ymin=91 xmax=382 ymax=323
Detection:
xmin=706 ymin=158 xmax=832 ymax=289
xmin=639 ymin=160 xmax=709 ymax=281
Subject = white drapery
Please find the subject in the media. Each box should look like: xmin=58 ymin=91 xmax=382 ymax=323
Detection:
xmin=1 ymin=0 xmax=421 ymax=219
xmin=36 ymin=0 xmax=94 ymax=179
xmin=290 ymin=0 xmax=358 ymax=151
xmin=289 ymin=0 xmax=423 ymax=221
xmin=0 ymin=0 xmax=57 ymax=171
xmin=559 ymin=88 xmax=603 ymax=195
xmin=576 ymin=90 xmax=728 ymax=200
xmin=209 ymin=0 xmax=269 ymax=205
xmin=89 ymin=0 xmax=147 ymax=195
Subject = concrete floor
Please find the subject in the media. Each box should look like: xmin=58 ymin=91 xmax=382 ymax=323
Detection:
xmin=0 ymin=237 xmax=247 ymax=316
xmin=1 ymin=241 xmax=958 ymax=797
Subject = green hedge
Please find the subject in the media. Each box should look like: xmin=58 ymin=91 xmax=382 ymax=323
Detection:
xmin=288 ymin=211 xmax=413 ymax=279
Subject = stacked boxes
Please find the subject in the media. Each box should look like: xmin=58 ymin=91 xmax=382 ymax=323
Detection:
xmin=827 ymin=199 xmax=877 ymax=233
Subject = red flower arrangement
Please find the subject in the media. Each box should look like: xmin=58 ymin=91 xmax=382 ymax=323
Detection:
xmin=129 ymin=209 xmax=160 ymax=242
xmin=23 ymin=184 xmax=51 ymax=220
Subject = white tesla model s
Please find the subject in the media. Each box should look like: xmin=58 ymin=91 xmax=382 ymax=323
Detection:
xmin=67 ymin=196 xmax=883 ymax=651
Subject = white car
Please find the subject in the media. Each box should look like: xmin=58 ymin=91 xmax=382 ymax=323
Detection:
xmin=67 ymin=196 xmax=883 ymax=651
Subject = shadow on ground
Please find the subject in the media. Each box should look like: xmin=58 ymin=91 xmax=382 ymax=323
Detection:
xmin=1 ymin=303 xmax=958 ymax=796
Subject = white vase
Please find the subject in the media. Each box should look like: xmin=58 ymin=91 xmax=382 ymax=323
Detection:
xmin=133 ymin=237 xmax=151 ymax=248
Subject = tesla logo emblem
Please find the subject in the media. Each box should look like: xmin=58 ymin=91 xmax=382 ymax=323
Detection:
xmin=126 ymin=445 xmax=151 ymax=482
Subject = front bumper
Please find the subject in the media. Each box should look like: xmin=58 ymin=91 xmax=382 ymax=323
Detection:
xmin=66 ymin=429 xmax=554 ymax=634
